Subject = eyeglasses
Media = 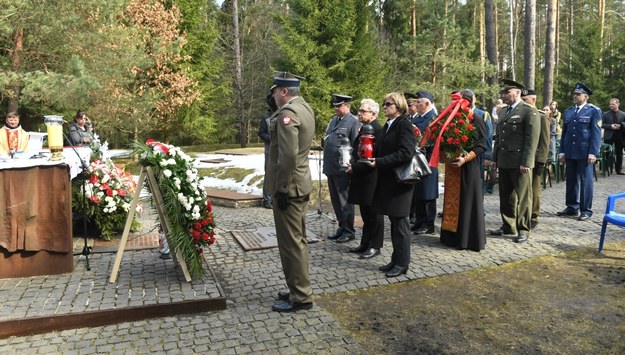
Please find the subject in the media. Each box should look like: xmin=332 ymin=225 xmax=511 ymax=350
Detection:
xmin=358 ymin=109 xmax=372 ymax=113
xmin=383 ymin=102 xmax=395 ymax=107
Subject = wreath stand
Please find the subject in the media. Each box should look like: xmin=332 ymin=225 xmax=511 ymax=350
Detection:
xmin=109 ymin=166 xmax=192 ymax=283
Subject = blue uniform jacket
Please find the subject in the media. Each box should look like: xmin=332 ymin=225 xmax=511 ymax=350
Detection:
xmin=559 ymin=103 xmax=602 ymax=160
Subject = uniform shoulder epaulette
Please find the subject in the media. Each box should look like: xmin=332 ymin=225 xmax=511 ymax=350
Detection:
xmin=587 ymin=103 xmax=601 ymax=111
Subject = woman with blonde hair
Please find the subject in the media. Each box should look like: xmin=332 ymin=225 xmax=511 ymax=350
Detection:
xmin=367 ymin=92 xmax=415 ymax=277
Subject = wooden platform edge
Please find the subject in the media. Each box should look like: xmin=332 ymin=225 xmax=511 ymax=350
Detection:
xmin=0 ymin=297 xmax=226 ymax=339
xmin=0 ymin=263 xmax=227 ymax=340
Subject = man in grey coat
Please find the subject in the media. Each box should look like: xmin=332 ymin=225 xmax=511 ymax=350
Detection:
xmin=323 ymin=94 xmax=360 ymax=243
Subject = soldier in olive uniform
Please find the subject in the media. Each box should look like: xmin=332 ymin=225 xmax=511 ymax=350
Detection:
xmin=266 ymin=72 xmax=315 ymax=312
xmin=521 ymin=89 xmax=550 ymax=228
xmin=556 ymin=83 xmax=602 ymax=221
xmin=491 ymin=79 xmax=540 ymax=244
xmin=323 ymin=94 xmax=360 ymax=243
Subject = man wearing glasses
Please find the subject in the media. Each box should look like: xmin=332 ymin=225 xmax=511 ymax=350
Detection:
xmin=323 ymin=94 xmax=360 ymax=243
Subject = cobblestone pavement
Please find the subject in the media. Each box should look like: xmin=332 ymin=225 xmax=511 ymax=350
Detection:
xmin=1 ymin=173 xmax=625 ymax=354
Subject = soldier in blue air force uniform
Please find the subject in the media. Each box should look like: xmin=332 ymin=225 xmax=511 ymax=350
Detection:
xmin=556 ymin=82 xmax=602 ymax=221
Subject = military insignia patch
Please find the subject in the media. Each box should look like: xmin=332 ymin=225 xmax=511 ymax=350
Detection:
xmin=282 ymin=116 xmax=292 ymax=125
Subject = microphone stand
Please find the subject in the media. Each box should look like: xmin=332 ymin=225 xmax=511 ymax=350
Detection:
xmin=307 ymin=141 xmax=336 ymax=222
xmin=65 ymin=131 xmax=91 ymax=271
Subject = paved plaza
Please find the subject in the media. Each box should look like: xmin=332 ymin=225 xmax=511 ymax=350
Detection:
xmin=1 ymin=171 xmax=624 ymax=354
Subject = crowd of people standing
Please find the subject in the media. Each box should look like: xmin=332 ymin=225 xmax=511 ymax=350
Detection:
xmin=260 ymin=71 xmax=616 ymax=313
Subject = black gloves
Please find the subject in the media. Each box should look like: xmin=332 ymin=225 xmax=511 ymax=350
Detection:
xmin=274 ymin=191 xmax=290 ymax=211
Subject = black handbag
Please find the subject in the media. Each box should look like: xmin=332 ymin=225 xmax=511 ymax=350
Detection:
xmin=394 ymin=146 xmax=432 ymax=184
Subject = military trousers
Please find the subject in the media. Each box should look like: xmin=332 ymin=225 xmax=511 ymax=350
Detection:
xmin=498 ymin=167 xmax=533 ymax=235
xmin=531 ymin=166 xmax=543 ymax=220
xmin=327 ymin=174 xmax=355 ymax=238
xmin=564 ymin=159 xmax=594 ymax=216
xmin=272 ymin=194 xmax=313 ymax=304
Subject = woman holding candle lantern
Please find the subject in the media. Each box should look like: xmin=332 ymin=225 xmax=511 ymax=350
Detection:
xmin=346 ymin=98 xmax=385 ymax=260
xmin=367 ymin=92 xmax=415 ymax=277
xmin=0 ymin=112 xmax=30 ymax=157
xmin=68 ymin=111 xmax=94 ymax=146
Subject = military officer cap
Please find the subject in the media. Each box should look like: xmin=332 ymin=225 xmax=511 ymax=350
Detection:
xmin=573 ymin=82 xmax=592 ymax=95
xmin=332 ymin=94 xmax=353 ymax=106
xmin=500 ymin=78 xmax=525 ymax=93
xmin=404 ymin=92 xmax=418 ymax=103
xmin=521 ymin=88 xmax=536 ymax=97
xmin=415 ymin=91 xmax=434 ymax=103
xmin=272 ymin=71 xmax=305 ymax=89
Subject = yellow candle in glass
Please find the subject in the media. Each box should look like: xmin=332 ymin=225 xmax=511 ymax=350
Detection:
xmin=47 ymin=125 xmax=63 ymax=148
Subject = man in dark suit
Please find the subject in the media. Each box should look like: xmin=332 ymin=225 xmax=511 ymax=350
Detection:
xmin=521 ymin=89 xmax=550 ymax=228
xmin=557 ymin=82 xmax=602 ymax=221
xmin=346 ymin=99 xmax=385 ymax=259
xmin=323 ymin=94 xmax=360 ymax=243
xmin=491 ymin=79 xmax=540 ymax=244
xmin=407 ymin=91 xmax=438 ymax=235
xmin=266 ymin=71 xmax=315 ymax=312
xmin=601 ymin=98 xmax=625 ymax=174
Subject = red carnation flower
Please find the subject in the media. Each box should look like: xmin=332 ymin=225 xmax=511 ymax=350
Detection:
xmin=467 ymin=124 xmax=474 ymax=130
xmin=118 ymin=190 xmax=127 ymax=197
xmin=106 ymin=189 xmax=113 ymax=197
xmin=447 ymin=138 xmax=454 ymax=144
xmin=453 ymin=129 xmax=461 ymax=135
xmin=206 ymin=200 xmax=213 ymax=212
xmin=202 ymin=233 xmax=209 ymax=241
xmin=90 ymin=196 xmax=100 ymax=204
xmin=458 ymin=119 xmax=465 ymax=125
xmin=89 ymin=175 xmax=99 ymax=184
xmin=454 ymin=139 xmax=461 ymax=145
xmin=461 ymin=135 xmax=469 ymax=143
xmin=449 ymin=122 xmax=456 ymax=128
xmin=194 ymin=222 xmax=202 ymax=230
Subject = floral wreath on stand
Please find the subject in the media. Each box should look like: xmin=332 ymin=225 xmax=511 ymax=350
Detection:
xmin=72 ymin=156 xmax=142 ymax=241
xmin=133 ymin=139 xmax=216 ymax=278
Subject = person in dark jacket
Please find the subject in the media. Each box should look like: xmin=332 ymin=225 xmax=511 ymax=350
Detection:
xmin=407 ymin=91 xmax=439 ymax=235
xmin=258 ymin=92 xmax=278 ymax=208
xmin=367 ymin=92 xmax=415 ymax=277
xmin=601 ymin=98 xmax=625 ymax=174
xmin=346 ymin=99 xmax=385 ymax=259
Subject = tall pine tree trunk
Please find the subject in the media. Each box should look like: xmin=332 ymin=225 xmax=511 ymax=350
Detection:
xmin=485 ymin=0 xmax=499 ymax=86
xmin=232 ymin=0 xmax=246 ymax=147
xmin=509 ymin=0 xmax=516 ymax=79
xmin=8 ymin=27 xmax=23 ymax=113
xmin=543 ymin=0 xmax=557 ymax=106
xmin=524 ymin=0 xmax=536 ymax=89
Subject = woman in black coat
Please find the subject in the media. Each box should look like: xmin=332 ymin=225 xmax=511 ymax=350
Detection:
xmin=368 ymin=92 xmax=416 ymax=277
xmin=347 ymin=99 xmax=385 ymax=259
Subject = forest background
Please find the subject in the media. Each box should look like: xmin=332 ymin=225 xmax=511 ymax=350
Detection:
xmin=2 ymin=0 xmax=625 ymax=148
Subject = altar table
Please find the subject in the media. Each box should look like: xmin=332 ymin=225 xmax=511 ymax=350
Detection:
xmin=0 ymin=162 xmax=76 ymax=278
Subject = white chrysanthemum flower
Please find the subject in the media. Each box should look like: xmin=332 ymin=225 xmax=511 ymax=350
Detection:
xmin=159 ymin=159 xmax=168 ymax=167
xmin=97 ymin=191 xmax=104 ymax=197
xmin=191 ymin=211 xmax=200 ymax=220
xmin=101 ymin=175 xmax=110 ymax=183
xmin=167 ymin=158 xmax=176 ymax=166
xmin=193 ymin=205 xmax=200 ymax=213
xmin=163 ymin=169 xmax=172 ymax=178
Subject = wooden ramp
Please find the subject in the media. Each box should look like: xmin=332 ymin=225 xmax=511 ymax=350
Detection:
xmin=205 ymin=187 xmax=263 ymax=208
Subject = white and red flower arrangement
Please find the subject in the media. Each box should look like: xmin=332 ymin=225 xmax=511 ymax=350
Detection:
xmin=73 ymin=158 xmax=142 ymax=240
xmin=133 ymin=139 xmax=216 ymax=278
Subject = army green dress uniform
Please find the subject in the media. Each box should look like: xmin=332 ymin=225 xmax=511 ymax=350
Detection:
xmin=266 ymin=78 xmax=315 ymax=307
xmin=493 ymin=82 xmax=540 ymax=239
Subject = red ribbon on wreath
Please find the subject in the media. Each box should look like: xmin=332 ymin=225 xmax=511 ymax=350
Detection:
xmin=419 ymin=92 xmax=472 ymax=167
xmin=145 ymin=138 xmax=170 ymax=156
